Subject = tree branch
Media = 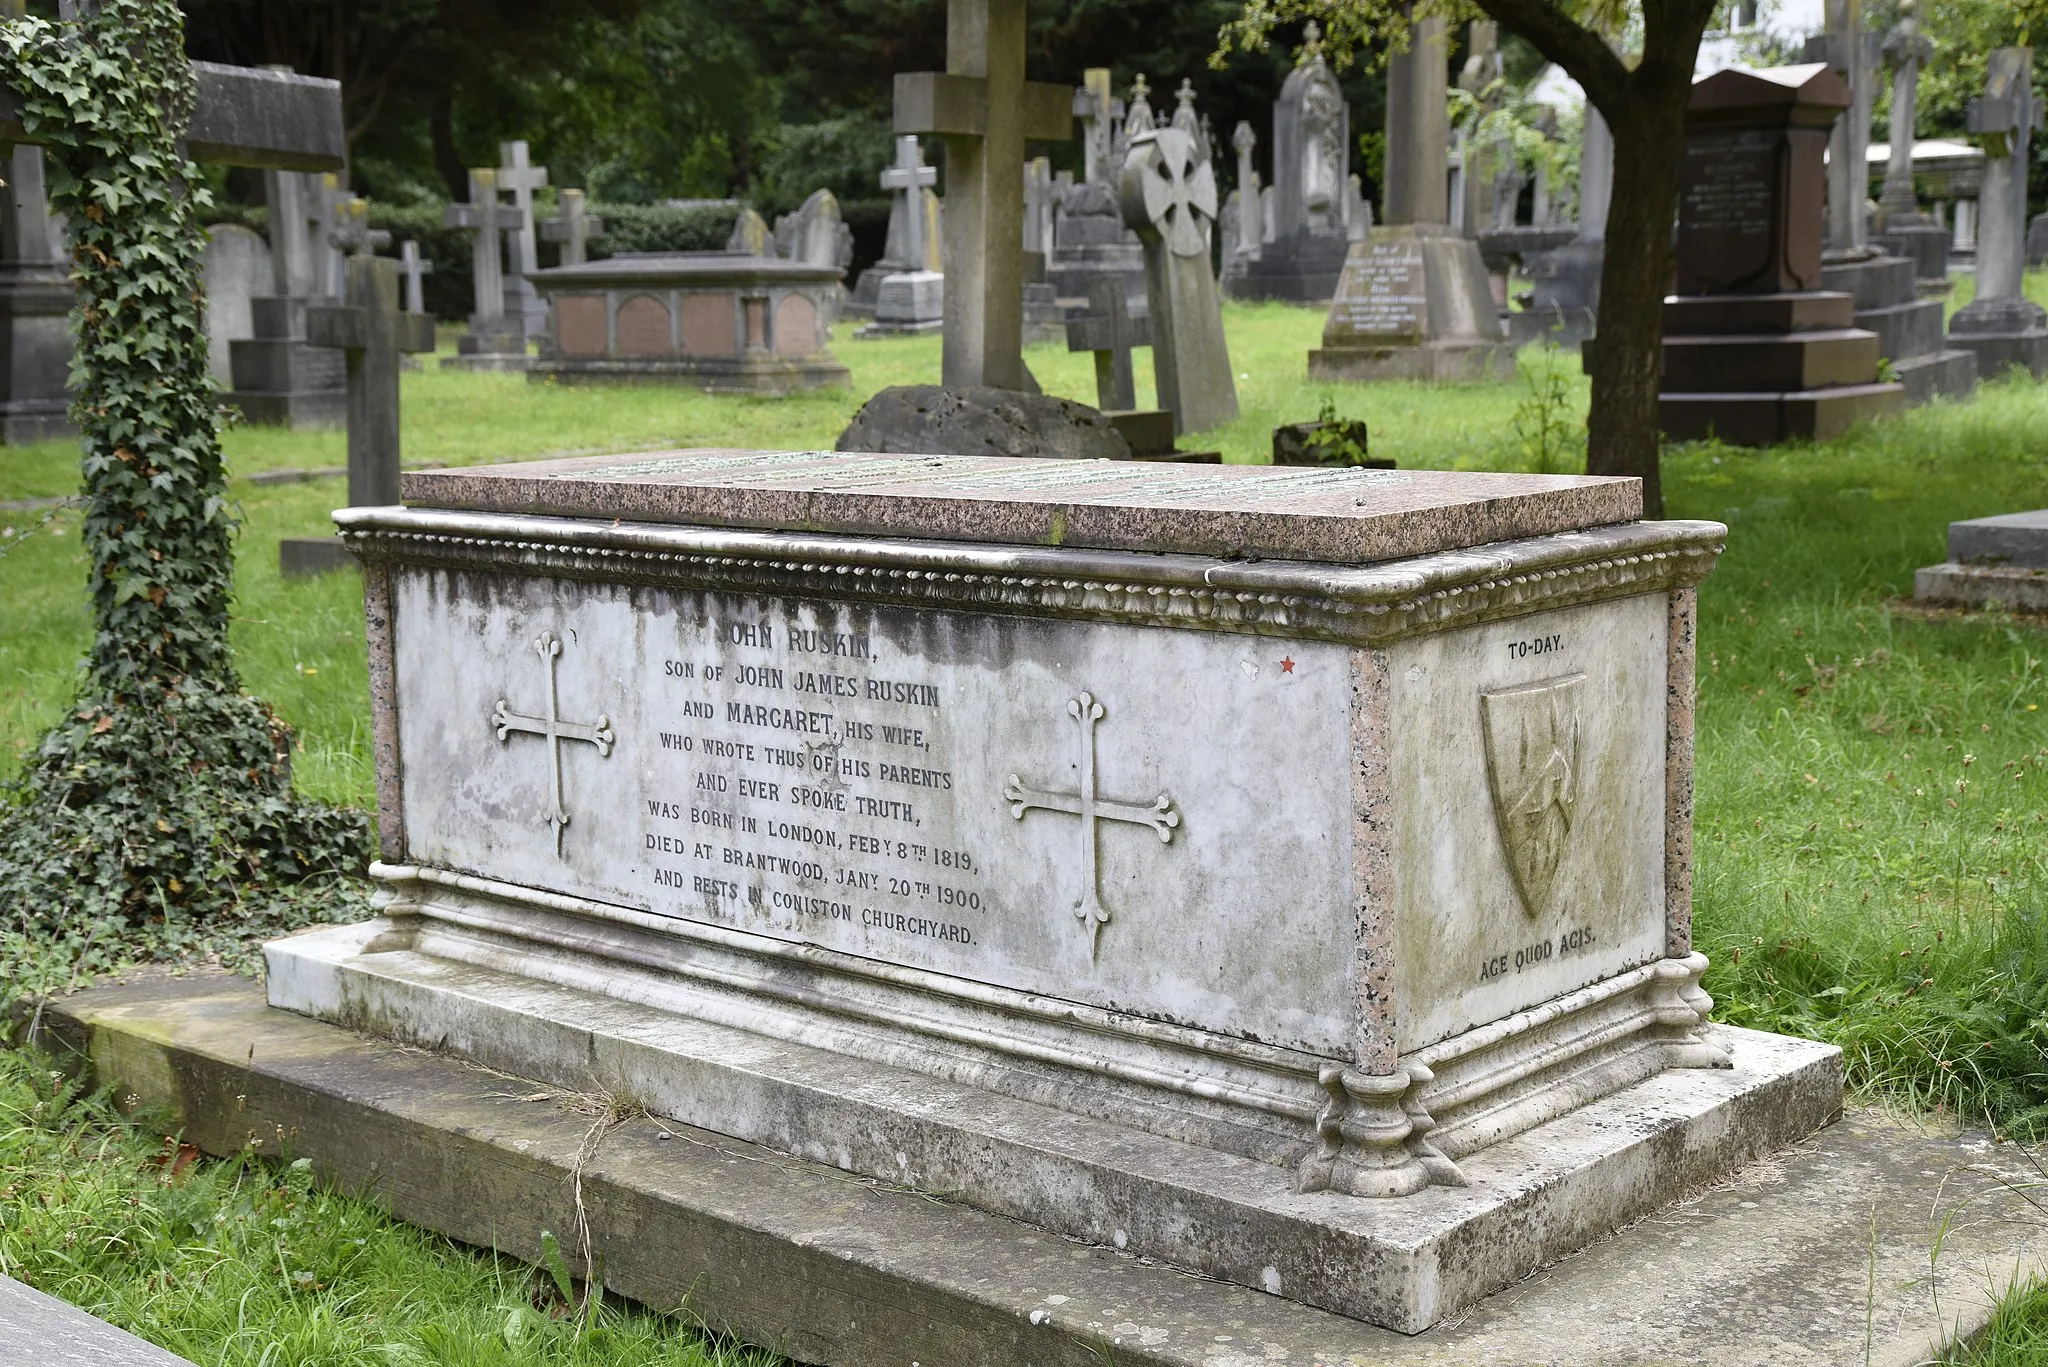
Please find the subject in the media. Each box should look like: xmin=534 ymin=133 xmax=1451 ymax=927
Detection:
xmin=1469 ymin=0 xmax=1631 ymax=116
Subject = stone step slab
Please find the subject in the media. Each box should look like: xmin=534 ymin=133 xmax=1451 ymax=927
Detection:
xmin=0 ymin=1275 xmax=196 ymax=1366
xmin=33 ymin=976 xmax=2048 ymax=1367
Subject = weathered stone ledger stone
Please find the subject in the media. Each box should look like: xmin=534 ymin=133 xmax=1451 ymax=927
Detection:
xmin=272 ymin=451 xmax=1840 ymax=1335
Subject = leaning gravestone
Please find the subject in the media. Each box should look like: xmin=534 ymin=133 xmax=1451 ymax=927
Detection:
xmin=274 ymin=449 xmax=1840 ymax=1335
xmin=200 ymin=222 xmax=271 ymax=387
xmin=1658 ymin=64 xmax=1905 ymax=444
xmin=1119 ymin=126 xmax=1238 ymax=435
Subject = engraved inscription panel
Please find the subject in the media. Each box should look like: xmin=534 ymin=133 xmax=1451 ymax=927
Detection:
xmin=392 ymin=569 xmax=1357 ymax=1052
xmin=1389 ymin=595 xmax=1667 ymax=1051
xmin=1323 ymin=238 xmax=1429 ymax=344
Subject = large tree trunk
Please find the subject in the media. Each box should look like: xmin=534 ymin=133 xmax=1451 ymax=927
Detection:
xmin=1583 ymin=76 xmax=1690 ymax=517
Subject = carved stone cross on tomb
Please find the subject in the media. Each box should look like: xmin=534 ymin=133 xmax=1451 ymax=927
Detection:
xmin=444 ymin=169 xmax=526 ymax=337
xmin=493 ymin=631 xmax=616 ymax=856
xmin=1004 ymin=691 xmax=1179 ymax=959
xmin=893 ymin=0 xmax=1073 ymax=390
xmin=496 ymin=140 xmax=549 ymax=335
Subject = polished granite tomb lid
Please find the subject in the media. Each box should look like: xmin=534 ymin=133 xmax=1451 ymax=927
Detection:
xmin=399 ymin=449 xmax=1642 ymax=565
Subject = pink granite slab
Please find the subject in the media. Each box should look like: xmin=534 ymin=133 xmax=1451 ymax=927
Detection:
xmin=399 ymin=449 xmax=1642 ymax=565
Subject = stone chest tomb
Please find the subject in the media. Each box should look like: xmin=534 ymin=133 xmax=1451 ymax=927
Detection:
xmin=275 ymin=451 xmax=1840 ymax=1333
xmin=528 ymin=253 xmax=850 ymax=393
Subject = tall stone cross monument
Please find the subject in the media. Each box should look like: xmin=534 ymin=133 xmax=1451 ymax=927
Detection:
xmin=1809 ymin=0 xmax=1878 ymax=251
xmin=496 ymin=141 xmax=550 ymax=339
xmin=1950 ymin=47 xmax=2048 ymax=378
xmin=1877 ymin=0 xmax=1933 ymax=227
xmin=879 ymin=135 xmax=939 ymax=277
xmin=894 ymin=0 xmax=1072 ymax=391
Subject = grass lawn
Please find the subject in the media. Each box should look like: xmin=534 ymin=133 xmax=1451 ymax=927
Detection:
xmin=6 ymin=298 xmax=2048 ymax=1363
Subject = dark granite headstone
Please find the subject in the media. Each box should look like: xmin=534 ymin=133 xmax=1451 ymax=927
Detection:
xmin=1659 ymin=64 xmax=1906 ymax=445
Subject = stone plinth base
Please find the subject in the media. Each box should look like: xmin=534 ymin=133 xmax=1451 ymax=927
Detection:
xmin=1817 ymin=252 xmax=1976 ymax=405
xmin=1658 ymin=292 xmax=1906 ymax=444
xmin=226 ymin=389 xmax=348 ymax=429
xmin=1659 ymin=383 xmax=1906 ymax=445
xmin=0 ymin=398 xmax=73 ymax=443
xmin=265 ymin=915 xmax=1842 ymax=1335
xmin=1950 ymin=294 xmax=2048 ymax=380
xmin=1315 ymin=226 xmax=1516 ymax=384
xmin=1507 ymin=304 xmax=1596 ymax=348
xmin=1915 ymin=562 xmax=2048 ymax=612
xmin=1872 ymin=221 xmax=1949 ymax=282
xmin=278 ymin=536 xmax=356 ymax=577
xmin=440 ymin=350 xmax=532 ymax=373
xmin=45 ymin=976 xmax=2048 ymax=1367
xmin=856 ymin=270 xmax=944 ymax=336
xmin=1221 ymin=229 xmax=1352 ymax=304
xmin=527 ymin=354 xmax=850 ymax=394
xmin=1309 ymin=338 xmax=1517 ymax=383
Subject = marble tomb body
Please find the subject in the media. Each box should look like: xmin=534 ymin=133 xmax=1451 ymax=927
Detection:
xmin=275 ymin=451 xmax=1841 ymax=1333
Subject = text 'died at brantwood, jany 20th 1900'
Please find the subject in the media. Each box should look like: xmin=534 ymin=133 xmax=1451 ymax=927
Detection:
xmin=641 ymin=617 xmax=987 ymax=950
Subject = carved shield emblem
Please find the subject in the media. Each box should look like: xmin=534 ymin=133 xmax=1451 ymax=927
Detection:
xmin=1480 ymin=674 xmax=1585 ymax=918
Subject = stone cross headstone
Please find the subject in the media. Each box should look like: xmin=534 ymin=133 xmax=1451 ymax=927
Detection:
xmin=398 ymin=238 xmax=432 ymax=314
xmin=1950 ymin=47 xmax=2047 ymax=376
xmin=496 ymin=140 xmax=550 ymax=338
xmin=540 ymin=188 xmax=605 ymax=267
xmin=880 ymin=136 xmax=939 ymax=278
xmin=1064 ymin=273 xmax=1152 ymax=411
xmin=1877 ymin=0 xmax=1933 ymax=226
xmin=1457 ymin=22 xmax=1504 ymax=237
xmin=309 ymin=172 xmax=348 ymax=300
xmin=1074 ymin=68 xmax=1125 ymax=185
xmin=1125 ymin=74 xmax=1156 ymax=139
xmin=443 ymin=168 xmax=527 ymax=365
xmin=893 ymin=0 xmax=1074 ymax=391
xmin=307 ymin=251 xmax=436 ymax=508
xmin=329 ymin=195 xmax=391 ymax=259
xmin=1119 ymin=126 xmax=1238 ymax=433
xmin=1232 ymin=120 xmax=1261 ymax=262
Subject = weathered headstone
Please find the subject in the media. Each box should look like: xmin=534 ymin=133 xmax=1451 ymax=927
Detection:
xmin=442 ymin=168 xmax=529 ymax=371
xmin=727 ymin=206 xmax=771 ymax=256
xmin=277 ymin=447 xmax=1840 ymax=1337
xmin=774 ymin=188 xmax=855 ymax=320
xmin=540 ymin=189 xmax=605 ymax=268
xmin=1224 ymin=120 xmax=1262 ymax=268
xmin=1512 ymin=105 xmax=1610 ymax=346
xmin=0 ymin=144 xmax=72 ymax=442
xmin=858 ymin=139 xmax=946 ymax=337
xmin=893 ymin=0 xmax=1074 ymax=390
xmin=1046 ymin=68 xmax=1147 ymax=311
xmin=530 ymin=251 xmax=850 ymax=392
xmin=228 ymin=170 xmax=348 ymax=427
xmin=1225 ymin=23 xmax=1353 ymax=302
xmin=496 ymin=140 xmax=550 ymax=340
xmin=1869 ymin=0 xmax=1947 ymax=280
xmin=1949 ymin=48 xmax=2048 ymax=379
xmin=1806 ymin=0 xmax=1879 ymax=253
xmin=2029 ymin=209 xmax=2048 ymax=265
xmin=1659 ymin=64 xmax=1905 ymax=444
xmin=201 ymin=222 xmax=270 ymax=388
xmin=1312 ymin=15 xmax=1512 ymax=382
xmin=1119 ymin=126 xmax=1237 ymax=435
xmin=1456 ymin=21 xmax=1505 ymax=238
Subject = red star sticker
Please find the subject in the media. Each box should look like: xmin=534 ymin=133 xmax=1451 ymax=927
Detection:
xmin=1280 ymin=657 xmax=1296 ymax=674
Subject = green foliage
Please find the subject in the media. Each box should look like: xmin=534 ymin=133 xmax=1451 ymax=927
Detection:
xmin=1511 ymin=341 xmax=1586 ymax=474
xmin=0 ymin=0 xmax=366 ymax=989
xmin=1299 ymin=400 xmax=1376 ymax=465
xmin=588 ymin=202 xmax=753 ymax=256
xmin=0 ymin=1051 xmax=783 ymax=1365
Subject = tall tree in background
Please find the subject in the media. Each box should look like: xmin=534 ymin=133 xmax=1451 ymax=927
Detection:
xmin=181 ymin=0 xmax=643 ymax=195
xmin=1224 ymin=0 xmax=1721 ymax=516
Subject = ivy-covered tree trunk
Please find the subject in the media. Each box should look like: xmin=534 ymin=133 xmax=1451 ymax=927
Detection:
xmin=0 ymin=0 xmax=365 ymax=976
